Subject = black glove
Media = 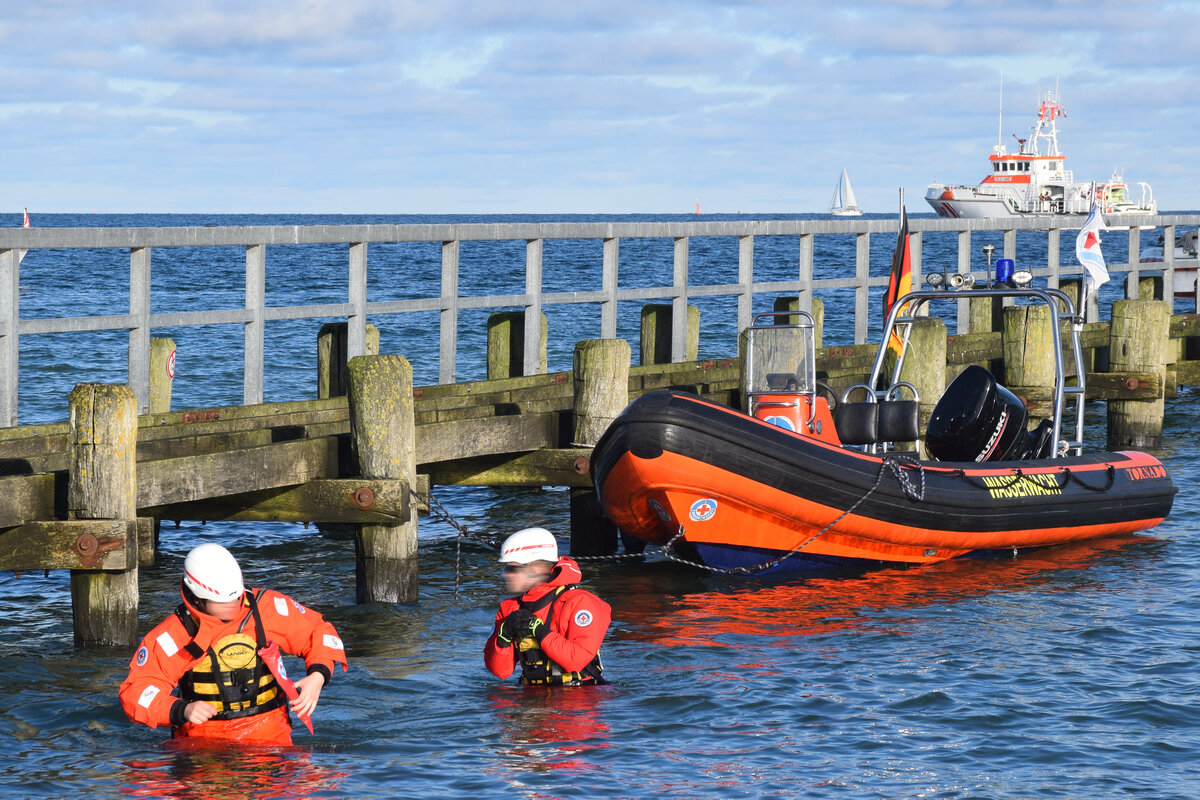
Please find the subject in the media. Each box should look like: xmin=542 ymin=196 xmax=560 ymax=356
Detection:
xmin=496 ymin=608 xmax=533 ymax=647
xmin=526 ymin=615 xmax=549 ymax=643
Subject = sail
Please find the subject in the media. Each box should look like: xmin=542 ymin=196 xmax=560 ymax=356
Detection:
xmin=830 ymin=168 xmax=862 ymax=215
xmin=839 ymin=168 xmax=858 ymax=208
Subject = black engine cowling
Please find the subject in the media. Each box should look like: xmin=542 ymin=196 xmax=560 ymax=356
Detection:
xmin=926 ymin=365 xmax=1029 ymax=462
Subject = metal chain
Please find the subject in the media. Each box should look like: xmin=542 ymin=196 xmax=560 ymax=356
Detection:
xmin=433 ymin=453 xmax=929 ymax=593
xmin=425 ymin=492 xmax=497 ymax=598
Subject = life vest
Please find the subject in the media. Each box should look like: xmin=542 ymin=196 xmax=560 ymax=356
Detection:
xmin=515 ymin=586 xmax=605 ymax=686
xmin=177 ymin=591 xmax=286 ymax=721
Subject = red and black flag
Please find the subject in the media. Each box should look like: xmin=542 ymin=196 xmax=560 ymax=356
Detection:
xmin=883 ymin=201 xmax=912 ymax=356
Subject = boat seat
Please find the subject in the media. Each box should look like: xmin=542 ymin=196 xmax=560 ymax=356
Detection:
xmin=878 ymin=399 xmax=920 ymax=443
xmin=833 ymin=402 xmax=879 ymax=445
xmin=834 ymin=381 xmax=921 ymax=447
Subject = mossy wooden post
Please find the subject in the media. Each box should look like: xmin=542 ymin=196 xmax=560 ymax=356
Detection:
xmin=149 ymin=338 xmax=175 ymax=414
xmin=896 ymin=317 xmax=946 ymax=454
xmin=1108 ymin=299 xmax=1169 ymax=449
xmin=771 ymin=296 xmax=824 ymax=350
xmin=68 ymin=383 xmax=139 ymax=647
xmin=968 ymin=295 xmax=1003 ymax=335
xmin=347 ymin=355 xmax=417 ymax=603
xmin=570 ymin=339 xmax=630 ymax=556
xmin=1002 ymin=305 xmax=1055 ymax=420
xmin=640 ymin=304 xmax=699 ymax=366
xmin=486 ymin=311 xmax=547 ymax=379
xmin=318 ymin=322 xmax=380 ymax=399
xmin=1134 ymin=278 xmax=1183 ymax=364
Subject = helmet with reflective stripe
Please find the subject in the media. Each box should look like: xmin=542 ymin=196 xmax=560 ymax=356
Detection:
xmin=498 ymin=527 xmax=558 ymax=564
xmin=182 ymin=543 xmax=244 ymax=602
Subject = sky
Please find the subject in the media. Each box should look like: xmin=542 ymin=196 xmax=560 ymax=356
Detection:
xmin=4 ymin=0 xmax=1198 ymax=215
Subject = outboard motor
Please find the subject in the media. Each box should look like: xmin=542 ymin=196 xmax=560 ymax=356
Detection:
xmin=926 ymin=365 xmax=1028 ymax=462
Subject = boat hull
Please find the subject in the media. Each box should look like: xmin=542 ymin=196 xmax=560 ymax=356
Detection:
xmin=591 ymin=391 xmax=1176 ymax=574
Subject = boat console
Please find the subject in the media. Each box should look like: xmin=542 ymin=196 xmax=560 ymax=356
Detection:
xmin=744 ymin=311 xmax=840 ymax=444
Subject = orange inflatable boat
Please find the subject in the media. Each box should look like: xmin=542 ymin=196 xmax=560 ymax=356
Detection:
xmin=591 ymin=291 xmax=1176 ymax=574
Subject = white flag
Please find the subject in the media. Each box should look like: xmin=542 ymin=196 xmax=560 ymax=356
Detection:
xmin=1075 ymin=204 xmax=1108 ymax=291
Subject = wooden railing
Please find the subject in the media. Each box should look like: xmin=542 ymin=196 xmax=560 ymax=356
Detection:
xmin=1 ymin=214 xmax=1196 ymax=426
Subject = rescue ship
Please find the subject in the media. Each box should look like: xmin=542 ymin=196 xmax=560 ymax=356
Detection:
xmin=590 ymin=284 xmax=1175 ymax=575
xmin=926 ymin=90 xmax=1157 ymax=219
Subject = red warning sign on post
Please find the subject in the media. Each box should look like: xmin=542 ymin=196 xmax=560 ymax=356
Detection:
xmin=167 ymin=348 xmax=176 ymax=380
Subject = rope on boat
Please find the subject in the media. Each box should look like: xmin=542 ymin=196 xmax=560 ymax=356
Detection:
xmin=434 ymin=453 xmax=932 ymax=591
xmin=953 ymin=463 xmax=1115 ymax=493
xmin=1059 ymin=464 xmax=1116 ymax=492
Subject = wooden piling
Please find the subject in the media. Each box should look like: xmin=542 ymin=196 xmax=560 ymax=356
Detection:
xmin=68 ymin=383 xmax=139 ymax=647
xmin=318 ymin=322 xmax=380 ymax=399
xmin=149 ymin=338 xmax=175 ymax=414
xmin=640 ymin=304 xmax=699 ymax=365
xmin=968 ymin=295 xmax=1003 ymax=336
xmin=897 ymin=317 xmax=946 ymax=454
xmin=347 ymin=354 xmax=417 ymax=603
xmin=1108 ymin=299 xmax=1169 ymax=449
xmin=486 ymin=311 xmax=547 ymax=379
xmin=570 ymin=339 xmax=630 ymax=556
xmin=771 ymin=296 xmax=824 ymax=350
xmin=1001 ymin=304 xmax=1057 ymax=422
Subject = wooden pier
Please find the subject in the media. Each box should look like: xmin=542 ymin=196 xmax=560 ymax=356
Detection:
xmin=1 ymin=216 xmax=1197 ymax=645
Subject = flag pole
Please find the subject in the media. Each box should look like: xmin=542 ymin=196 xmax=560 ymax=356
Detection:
xmin=892 ymin=187 xmax=914 ymax=388
xmin=1079 ymin=184 xmax=1097 ymax=322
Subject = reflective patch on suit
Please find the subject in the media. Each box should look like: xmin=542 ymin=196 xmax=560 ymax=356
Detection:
xmin=275 ymin=597 xmax=289 ymax=616
xmin=137 ymin=685 xmax=160 ymax=709
xmin=323 ymin=634 xmax=344 ymax=650
xmin=156 ymin=631 xmax=179 ymax=658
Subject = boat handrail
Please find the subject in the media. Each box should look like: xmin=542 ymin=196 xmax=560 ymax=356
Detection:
xmin=870 ymin=285 xmax=1086 ymax=458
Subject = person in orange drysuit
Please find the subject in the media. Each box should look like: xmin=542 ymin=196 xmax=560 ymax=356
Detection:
xmin=119 ymin=543 xmax=348 ymax=745
xmin=484 ymin=527 xmax=611 ymax=686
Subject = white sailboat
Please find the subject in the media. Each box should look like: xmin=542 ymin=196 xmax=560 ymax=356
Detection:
xmin=830 ymin=168 xmax=864 ymax=216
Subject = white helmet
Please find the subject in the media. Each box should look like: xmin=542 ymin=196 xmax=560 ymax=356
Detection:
xmin=182 ymin=543 xmax=244 ymax=602
xmin=498 ymin=527 xmax=558 ymax=564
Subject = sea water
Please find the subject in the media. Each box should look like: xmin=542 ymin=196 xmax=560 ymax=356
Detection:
xmin=1 ymin=213 xmax=1198 ymax=799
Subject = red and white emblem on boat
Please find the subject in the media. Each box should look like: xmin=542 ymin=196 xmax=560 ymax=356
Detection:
xmin=689 ymin=498 xmax=718 ymax=522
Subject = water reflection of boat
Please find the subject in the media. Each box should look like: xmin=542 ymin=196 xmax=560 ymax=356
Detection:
xmin=615 ymin=535 xmax=1153 ymax=648
xmin=591 ymin=288 xmax=1176 ymax=576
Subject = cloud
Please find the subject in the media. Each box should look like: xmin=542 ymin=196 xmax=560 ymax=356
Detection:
xmin=2 ymin=0 xmax=1197 ymax=212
